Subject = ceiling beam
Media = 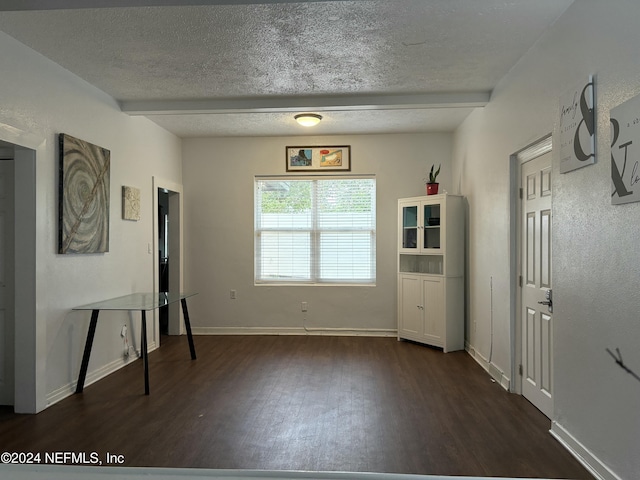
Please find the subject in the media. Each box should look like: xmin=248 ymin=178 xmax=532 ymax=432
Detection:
xmin=0 ymin=0 xmax=349 ymax=11
xmin=121 ymin=92 xmax=490 ymax=116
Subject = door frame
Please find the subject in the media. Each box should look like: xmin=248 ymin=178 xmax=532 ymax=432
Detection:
xmin=152 ymin=177 xmax=185 ymax=348
xmin=0 ymin=123 xmax=41 ymax=413
xmin=0 ymin=156 xmax=15 ymax=406
xmin=509 ymin=134 xmax=552 ymax=395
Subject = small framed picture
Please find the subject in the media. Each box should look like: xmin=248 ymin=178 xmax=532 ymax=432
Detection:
xmin=286 ymin=146 xmax=351 ymax=172
xmin=122 ymin=186 xmax=141 ymax=221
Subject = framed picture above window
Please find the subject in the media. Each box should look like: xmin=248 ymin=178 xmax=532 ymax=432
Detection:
xmin=286 ymin=146 xmax=351 ymax=172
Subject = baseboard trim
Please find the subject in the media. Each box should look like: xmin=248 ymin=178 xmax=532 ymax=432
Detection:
xmin=465 ymin=343 xmax=619 ymax=480
xmin=550 ymin=421 xmax=622 ymax=480
xmin=465 ymin=342 xmax=510 ymax=391
xmin=46 ymin=342 xmax=156 ymax=408
xmin=46 ymin=329 xmax=397 ymax=407
xmin=191 ymin=326 xmax=398 ymax=337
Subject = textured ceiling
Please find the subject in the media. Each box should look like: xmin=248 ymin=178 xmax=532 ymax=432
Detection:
xmin=0 ymin=1 xmax=573 ymax=137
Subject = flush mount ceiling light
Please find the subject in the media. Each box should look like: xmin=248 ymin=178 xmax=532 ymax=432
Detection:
xmin=294 ymin=113 xmax=323 ymax=127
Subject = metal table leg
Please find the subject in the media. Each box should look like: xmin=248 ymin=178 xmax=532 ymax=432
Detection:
xmin=141 ymin=310 xmax=149 ymax=395
xmin=76 ymin=309 xmax=100 ymax=394
xmin=181 ymin=298 xmax=197 ymax=360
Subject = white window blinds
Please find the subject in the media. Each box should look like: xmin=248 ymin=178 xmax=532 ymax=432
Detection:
xmin=255 ymin=177 xmax=376 ymax=284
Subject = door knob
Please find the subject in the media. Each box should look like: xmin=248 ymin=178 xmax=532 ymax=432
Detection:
xmin=538 ymin=289 xmax=553 ymax=313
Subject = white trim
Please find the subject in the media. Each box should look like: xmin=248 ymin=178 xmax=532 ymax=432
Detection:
xmin=152 ymin=177 xmax=185 ymax=340
xmin=0 ymin=121 xmax=45 ymax=150
xmin=122 ymin=91 xmax=490 ymax=114
xmin=516 ymin=135 xmax=553 ymax=162
xmin=550 ymin=421 xmax=622 ymax=480
xmin=255 ymin=283 xmax=377 ymax=287
xmin=254 ymin=177 xmax=376 ymax=286
xmin=45 ymin=342 xmax=157 ymax=407
xmin=192 ymin=327 xmax=397 ymax=337
xmin=509 ymin=133 xmax=553 ymax=395
xmin=13 ymin=145 xmax=40 ymax=413
xmin=0 ymin=124 xmax=43 ymax=413
xmin=465 ymin=342 xmax=511 ymax=391
xmin=255 ymin=174 xmax=376 ymax=180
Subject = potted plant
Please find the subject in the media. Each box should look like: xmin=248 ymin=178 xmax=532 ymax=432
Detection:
xmin=425 ymin=164 xmax=440 ymax=195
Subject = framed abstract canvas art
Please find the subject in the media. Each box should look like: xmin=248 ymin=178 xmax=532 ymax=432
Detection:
xmin=58 ymin=133 xmax=111 ymax=254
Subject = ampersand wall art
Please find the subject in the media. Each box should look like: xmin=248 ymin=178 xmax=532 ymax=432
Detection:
xmin=559 ymin=75 xmax=596 ymax=174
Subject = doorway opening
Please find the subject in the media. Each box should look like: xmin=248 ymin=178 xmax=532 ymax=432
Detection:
xmin=158 ymin=188 xmax=170 ymax=339
xmin=0 ymin=134 xmax=38 ymax=413
xmin=0 ymin=146 xmax=15 ymax=407
xmin=152 ymin=177 xmax=184 ymax=349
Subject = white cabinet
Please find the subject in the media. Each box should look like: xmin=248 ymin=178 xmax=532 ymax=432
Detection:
xmin=397 ymin=194 xmax=464 ymax=352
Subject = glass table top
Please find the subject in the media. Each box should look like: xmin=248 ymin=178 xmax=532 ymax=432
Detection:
xmin=73 ymin=292 xmax=198 ymax=311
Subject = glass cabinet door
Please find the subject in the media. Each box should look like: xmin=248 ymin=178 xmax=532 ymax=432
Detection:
xmin=423 ymin=203 xmax=441 ymax=249
xmin=402 ymin=205 xmax=418 ymax=249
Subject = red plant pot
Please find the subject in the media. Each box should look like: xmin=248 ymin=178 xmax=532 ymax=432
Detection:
xmin=426 ymin=183 xmax=439 ymax=195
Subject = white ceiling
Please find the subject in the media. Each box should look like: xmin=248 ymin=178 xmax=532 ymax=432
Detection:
xmin=0 ymin=0 xmax=573 ymax=137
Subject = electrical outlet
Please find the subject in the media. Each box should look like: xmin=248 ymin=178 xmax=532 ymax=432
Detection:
xmin=301 ymin=302 xmax=308 ymax=312
xmin=230 ymin=289 xmax=237 ymax=300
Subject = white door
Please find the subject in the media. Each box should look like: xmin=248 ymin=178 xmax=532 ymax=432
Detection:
xmin=0 ymin=159 xmax=15 ymax=405
xmin=521 ymin=151 xmax=553 ymax=418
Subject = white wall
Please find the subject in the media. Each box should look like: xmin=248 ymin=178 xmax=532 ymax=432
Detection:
xmin=0 ymin=31 xmax=182 ymax=412
xmin=182 ymin=134 xmax=452 ymax=335
xmin=452 ymin=1 xmax=640 ymax=479
xmin=4 ymin=0 xmax=637 ymax=475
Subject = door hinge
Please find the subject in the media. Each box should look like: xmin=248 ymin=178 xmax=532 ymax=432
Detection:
xmin=519 ymin=364 xmax=523 ymax=376
xmin=519 ymin=187 xmax=523 ymax=199
xmin=519 ymin=275 xmax=522 ymax=287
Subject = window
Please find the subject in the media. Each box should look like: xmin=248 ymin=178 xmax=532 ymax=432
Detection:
xmin=255 ymin=176 xmax=376 ymax=284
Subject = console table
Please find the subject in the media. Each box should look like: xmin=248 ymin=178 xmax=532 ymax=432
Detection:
xmin=73 ymin=292 xmax=197 ymax=395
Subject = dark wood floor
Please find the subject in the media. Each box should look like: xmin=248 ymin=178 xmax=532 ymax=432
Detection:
xmin=0 ymin=335 xmax=589 ymax=478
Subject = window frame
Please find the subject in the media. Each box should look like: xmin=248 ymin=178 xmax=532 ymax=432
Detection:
xmin=254 ymin=175 xmax=376 ymax=286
